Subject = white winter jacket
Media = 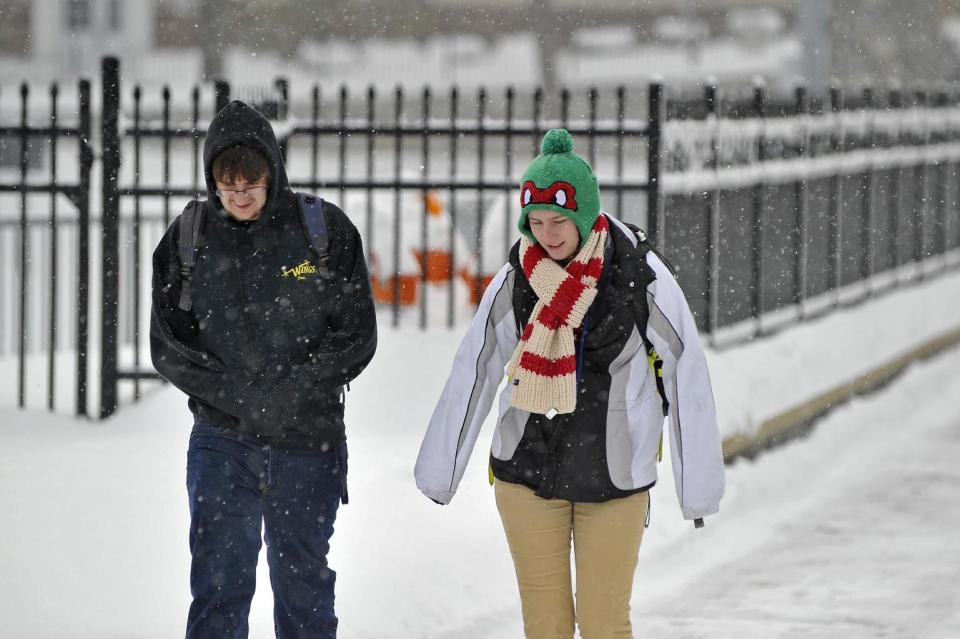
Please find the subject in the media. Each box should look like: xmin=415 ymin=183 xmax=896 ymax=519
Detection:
xmin=415 ymin=215 xmax=725 ymax=522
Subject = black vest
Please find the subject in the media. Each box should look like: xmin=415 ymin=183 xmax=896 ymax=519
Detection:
xmin=491 ymin=221 xmax=658 ymax=502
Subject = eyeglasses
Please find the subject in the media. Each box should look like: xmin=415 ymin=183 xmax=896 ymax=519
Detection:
xmin=215 ymin=185 xmax=268 ymax=199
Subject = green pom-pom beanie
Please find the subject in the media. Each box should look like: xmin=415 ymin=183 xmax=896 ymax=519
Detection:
xmin=517 ymin=128 xmax=601 ymax=245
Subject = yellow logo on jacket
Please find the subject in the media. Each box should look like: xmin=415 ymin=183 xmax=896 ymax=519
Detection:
xmin=281 ymin=259 xmax=318 ymax=281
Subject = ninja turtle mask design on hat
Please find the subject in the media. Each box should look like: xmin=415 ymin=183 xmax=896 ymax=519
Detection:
xmin=517 ymin=128 xmax=601 ymax=246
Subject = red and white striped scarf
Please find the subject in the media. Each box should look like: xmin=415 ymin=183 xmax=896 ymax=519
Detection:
xmin=506 ymin=215 xmax=608 ymax=416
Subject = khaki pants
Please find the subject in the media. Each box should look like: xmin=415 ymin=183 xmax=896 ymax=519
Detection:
xmin=495 ymin=480 xmax=648 ymax=639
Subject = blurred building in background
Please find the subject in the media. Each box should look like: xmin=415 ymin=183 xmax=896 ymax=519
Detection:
xmin=0 ymin=0 xmax=155 ymax=81
xmin=0 ymin=0 xmax=958 ymax=91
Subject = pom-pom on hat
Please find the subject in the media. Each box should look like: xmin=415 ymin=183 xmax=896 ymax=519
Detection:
xmin=518 ymin=128 xmax=601 ymax=246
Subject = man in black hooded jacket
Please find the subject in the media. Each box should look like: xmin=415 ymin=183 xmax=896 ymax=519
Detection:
xmin=151 ymin=100 xmax=376 ymax=638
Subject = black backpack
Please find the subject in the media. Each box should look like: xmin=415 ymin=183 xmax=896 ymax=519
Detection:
xmin=177 ymin=192 xmax=333 ymax=311
xmin=621 ymin=221 xmax=678 ymax=418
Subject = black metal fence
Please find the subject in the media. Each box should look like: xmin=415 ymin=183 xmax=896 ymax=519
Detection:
xmin=0 ymin=81 xmax=92 ymax=416
xmin=658 ymin=85 xmax=960 ymax=343
xmin=97 ymin=58 xmax=652 ymax=417
xmin=2 ymin=55 xmax=959 ymax=419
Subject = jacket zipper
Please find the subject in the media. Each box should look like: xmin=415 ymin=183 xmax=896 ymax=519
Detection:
xmin=576 ymin=316 xmax=589 ymax=390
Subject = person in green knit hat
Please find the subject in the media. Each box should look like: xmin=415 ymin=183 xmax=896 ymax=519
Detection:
xmin=417 ymin=128 xmax=725 ymax=639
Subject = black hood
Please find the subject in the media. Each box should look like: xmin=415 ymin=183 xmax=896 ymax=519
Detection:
xmin=202 ymin=100 xmax=290 ymax=225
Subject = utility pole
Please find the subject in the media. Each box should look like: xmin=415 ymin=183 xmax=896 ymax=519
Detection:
xmin=532 ymin=0 xmax=560 ymax=100
xmin=797 ymin=0 xmax=833 ymax=91
xmin=200 ymin=0 xmax=224 ymax=81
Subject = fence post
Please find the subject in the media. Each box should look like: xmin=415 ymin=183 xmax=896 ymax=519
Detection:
xmin=419 ymin=86 xmax=431 ymax=331
xmin=705 ymin=82 xmax=720 ymax=342
xmin=365 ymin=85 xmax=376 ymax=273
xmin=915 ymin=89 xmax=930 ymax=279
xmin=794 ymin=85 xmax=809 ymax=316
xmin=475 ymin=86 xmax=487 ymax=318
xmin=862 ymin=87 xmax=876 ymax=294
xmin=77 ymin=79 xmax=92 ymax=418
xmin=214 ymin=80 xmax=230 ymax=114
xmin=100 ymin=56 xmax=121 ymax=419
xmin=275 ymin=77 xmax=289 ymax=120
xmin=17 ymin=83 xmax=28 ymax=409
xmin=48 ymin=83 xmax=59 ymax=411
xmin=751 ymin=82 xmax=766 ymax=334
xmin=391 ymin=86 xmax=403 ymax=327
xmin=934 ymin=91 xmax=950 ymax=271
xmin=276 ymin=77 xmax=289 ymax=161
xmin=447 ymin=86 xmax=460 ymax=327
xmin=647 ymin=82 xmax=664 ymax=250
xmin=888 ymin=88 xmax=904 ymax=284
xmin=829 ymin=86 xmax=844 ymax=306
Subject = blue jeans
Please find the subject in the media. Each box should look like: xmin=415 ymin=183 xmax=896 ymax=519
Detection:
xmin=185 ymin=423 xmax=347 ymax=639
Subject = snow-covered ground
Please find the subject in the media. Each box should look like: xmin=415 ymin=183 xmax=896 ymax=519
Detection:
xmin=631 ymin=346 xmax=960 ymax=638
xmin=1 ymin=265 xmax=959 ymax=638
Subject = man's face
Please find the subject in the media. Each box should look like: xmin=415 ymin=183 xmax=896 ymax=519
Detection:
xmin=215 ymin=175 xmax=269 ymax=221
xmin=528 ymin=209 xmax=580 ymax=261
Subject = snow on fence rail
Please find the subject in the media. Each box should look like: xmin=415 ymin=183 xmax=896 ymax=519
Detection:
xmin=656 ymin=85 xmax=960 ymax=344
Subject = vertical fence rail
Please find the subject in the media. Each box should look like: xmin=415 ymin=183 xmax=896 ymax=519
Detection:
xmin=934 ymin=92 xmax=949 ymax=273
xmin=162 ymin=87 xmax=172 ymax=228
xmin=862 ymin=88 xmax=876 ymax=292
xmin=502 ymin=87 xmax=516 ymax=286
xmin=447 ymin=86 xmax=459 ymax=328
xmin=391 ymin=87 xmax=403 ymax=326
xmin=419 ymin=87 xmax=430 ymax=330
xmin=828 ymin=87 xmax=845 ymax=305
xmin=475 ymin=87 xmax=487 ymax=308
xmin=132 ymin=86 xmax=142 ymax=401
xmin=705 ymin=83 xmax=721 ymax=340
xmin=214 ymin=80 xmax=229 ymax=114
xmin=276 ymin=78 xmax=289 ymax=161
xmin=751 ymin=84 xmax=766 ymax=329
xmin=916 ymin=90 xmax=931 ymax=278
xmin=46 ymin=84 xmax=58 ymax=410
xmin=77 ymin=79 xmax=92 ymax=417
xmin=559 ymin=88 xmax=569 ymax=128
xmin=889 ymin=88 xmax=904 ymax=280
xmin=647 ymin=82 xmax=664 ymax=249
xmin=338 ymin=86 xmax=348 ymax=213
xmin=192 ymin=86 xmax=201 ymax=196
xmin=310 ymin=86 xmax=320 ymax=197
xmin=364 ymin=86 xmax=374 ymax=269
xmin=17 ymin=84 xmax=28 ymax=408
xmin=309 ymin=84 xmax=322 ymax=188
xmin=794 ymin=86 xmax=810 ymax=315
xmin=100 ymin=57 xmax=121 ymax=418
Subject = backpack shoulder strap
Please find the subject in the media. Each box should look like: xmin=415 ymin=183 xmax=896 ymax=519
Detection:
xmin=507 ymin=240 xmax=530 ymax=336
xmin=619 ymin=221 xmax=671 ymax=417
xmin=297 ymin=191 xmax=334 ymax=279
xmin=177 ymin=200 xmax=206 ymax=311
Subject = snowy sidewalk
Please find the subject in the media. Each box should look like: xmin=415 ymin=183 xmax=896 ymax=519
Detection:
xmin=2 ymin=279 xmax=960 ymax=637
xmin=627 ymin=345 xmax=960 ymax=639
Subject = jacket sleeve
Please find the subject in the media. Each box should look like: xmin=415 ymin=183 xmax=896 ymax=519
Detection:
xmin=299 ymin=209 xmax=377 ymax=388
xmin=149 ymin=218 xmax=242 ymax=415
xmin=643 ymin=252 xmax=725 ymax=522
xmin=415 ymin=263 xmax=518 ymax=504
